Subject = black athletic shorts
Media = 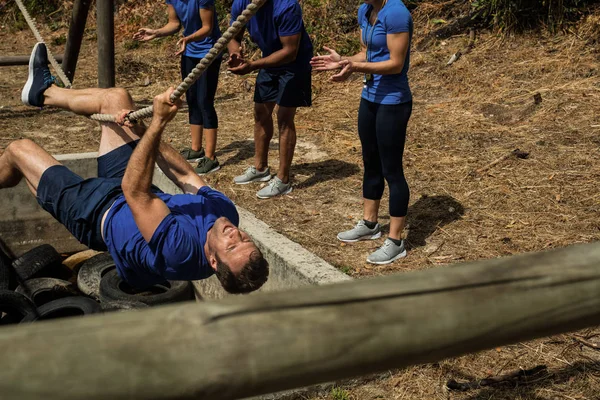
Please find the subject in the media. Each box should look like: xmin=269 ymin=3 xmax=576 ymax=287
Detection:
xmin=254 ymin=67 xmax=312 ymax=108
xmin=36 ymin=141 xmax=162 ymax=251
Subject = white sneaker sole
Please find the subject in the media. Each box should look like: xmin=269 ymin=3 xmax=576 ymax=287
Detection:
xmin=186 ymin=157 xmax=204 ymax=163
xmin=234 ymin=174 xmax=271 ymax=185
xmin=367 ymin=249 xmax=407 ymax=265
xmin=337 ymin=231 xmax=382 ymax=243
xmin=256 ymin=185 xmax=293 ymax=199
xmin=21 ymin=42 xmax=41 ymax=106
xmin=197 ymin=165 xmax=221 ymax=176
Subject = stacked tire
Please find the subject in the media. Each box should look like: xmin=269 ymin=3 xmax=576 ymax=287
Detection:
xmin=0 ymin=245 xmax=194 ymax=325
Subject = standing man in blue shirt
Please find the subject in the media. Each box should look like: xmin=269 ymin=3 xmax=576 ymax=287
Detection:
xmin=9 ymin=43 xmax=269 ymax=293
xmin=311 ymin=0 xmax=413 ymax=264
xmin=227 ymin=0 xmax=313 ymax=199
xmin=134 ymin=0 xmax=223 ymax=175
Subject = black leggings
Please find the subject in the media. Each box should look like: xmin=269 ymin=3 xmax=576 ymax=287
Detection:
xmin=181 ymin=55 xmax=221 ymax=129
xmin=358 ymin=98 xmax=412 ymax=217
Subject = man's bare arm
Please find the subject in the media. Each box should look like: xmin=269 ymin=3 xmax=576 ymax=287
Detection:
xmin=157 ymin=142 xmax=208 ymax=194
xmin=121 ymin=88 xmax=180 ymax=242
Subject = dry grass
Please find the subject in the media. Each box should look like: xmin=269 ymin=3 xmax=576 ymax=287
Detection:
xmin=1 ymin=7 xmax=600 ymax=400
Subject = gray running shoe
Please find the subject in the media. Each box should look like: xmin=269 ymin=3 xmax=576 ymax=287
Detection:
xmin=367 ymin=239 xmax=407 ymax=265
xmin=194 ymin=157 xmax=220 ymax=175
xmin=234 ymin=166 xmax=271 ymax=185
xmin=337 ymin=220 xmax=381 ymax=243
xmin=180 ymin=147 xmax=205 ymax=162
xmin=256 ymin=177 xmax=293 ymax=199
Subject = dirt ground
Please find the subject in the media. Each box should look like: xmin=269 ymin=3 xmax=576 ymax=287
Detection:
xmin=1 ymin=9 xmax=600 ymax=400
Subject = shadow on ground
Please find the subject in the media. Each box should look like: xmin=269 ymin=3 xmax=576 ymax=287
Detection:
xmin=404 ymin=194 xmax=465 ymax=250
xmin=454 ymin=361 xmax=599 ymax=400
xmin=293 ymin=159 xmax=360 ymax=190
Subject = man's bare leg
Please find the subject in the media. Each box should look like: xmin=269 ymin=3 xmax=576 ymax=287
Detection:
xmin=43 ymin=85 xmax=144 ymax=156
xmin=254 ymin=102 xmax=276 ymax=171
xmin=276 ymin=106 xmax=297 ymax=184
xmin=0 ymin=139 xmax=60 ymax=196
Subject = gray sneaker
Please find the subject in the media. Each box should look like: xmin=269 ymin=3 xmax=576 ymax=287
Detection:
xmin=194 ymin=157 xmax=220 ymax=175
xmin=180 ymin=147 xmax=205 ymax=162
xmin=256 ymin=177 xmax=293 ymax=199
xmin=367 ymin=239 xmax=407 ymax=265
xmin=337 ymin=220 xmax=381 ymax=243
xmin=234 ymin=166 xmax=271 ymax=185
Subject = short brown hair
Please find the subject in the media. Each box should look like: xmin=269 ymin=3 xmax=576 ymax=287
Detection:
xmin=215 ymin=249 xmax=269 ymax=294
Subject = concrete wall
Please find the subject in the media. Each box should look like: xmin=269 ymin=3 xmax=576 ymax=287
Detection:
xmin=0 ymin=153 xmax=350 ymax=300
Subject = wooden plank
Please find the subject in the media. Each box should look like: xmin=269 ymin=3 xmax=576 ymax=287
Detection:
xmin=62 ymin=0 xmax=92 ymax=82
xmin=96 ymin=0 xmax=115 ymax=88
xmin=0 ymin=243 xmax=600 ymax=399
xmin=0 ymin=54 xmax=63 ymax=67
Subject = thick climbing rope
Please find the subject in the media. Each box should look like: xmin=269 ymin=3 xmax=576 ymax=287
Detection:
xmin=90 ymin=0 xmax=267 ymax=124
xmin=14 ymin=0 xmax=72 ymax=88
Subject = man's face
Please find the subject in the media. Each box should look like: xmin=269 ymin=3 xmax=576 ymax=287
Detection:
xmin=206 ymin=217 xmax=257 ymax=275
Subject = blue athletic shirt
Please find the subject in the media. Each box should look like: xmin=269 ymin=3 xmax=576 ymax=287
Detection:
xmin=166 ymin=0 xmax=222 ymax=58
xmin=358 ymin=0 xmax=413 ymax=105
xmin=103 ymin=186 xmax=239 ymax=288
xmin=230 ymin=0 xmax=313 ymax=71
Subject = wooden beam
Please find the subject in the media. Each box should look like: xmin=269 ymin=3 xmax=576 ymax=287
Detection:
xmin=0 ymin=54 xmax=63 ymax=67
xmin=96 ymin=0 xmax=115 ymax=88
xmin=1 ymin=243 xmax=600 ymax=399
xmin=62 ymin=0 xmax=91 ymax=83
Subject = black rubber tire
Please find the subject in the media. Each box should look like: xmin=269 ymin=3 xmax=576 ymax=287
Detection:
xmin=77 ymin=252 xmax=116 ymax=301
xmin=0 ymin=290 xmax=38 ymax=325
xmin=99 ymin=269 xmax=193 ymax=305
xmin=21 ymin=296 xmax=102 ymax=322
xmin=101 ymin=300 xmax=150 ymax=312
xmin=12 ymin=244 xmax=62 ymax=282
xmin=0 ymin=247 xmax=12 ymax=291
xmin=15 ymin=278 xmax=80 ymax=307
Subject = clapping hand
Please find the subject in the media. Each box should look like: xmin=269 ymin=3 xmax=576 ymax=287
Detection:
xmin=133 ymin=28 xmax=157 ymax=42
xmin=310 ymin=46 xmax=343 ymax=71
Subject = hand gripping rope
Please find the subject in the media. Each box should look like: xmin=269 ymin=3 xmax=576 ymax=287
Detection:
xmin=14 ymin=0 xmax=73 ymax=88
xmin=90 ymin=0 xmax=267 ymax=124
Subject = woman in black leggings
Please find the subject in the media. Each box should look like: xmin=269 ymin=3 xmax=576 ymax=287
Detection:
xmin=311 ymin=0 xmax=413 ymax=264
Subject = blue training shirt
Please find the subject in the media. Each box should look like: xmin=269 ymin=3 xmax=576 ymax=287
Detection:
xmin=103 ymin=186 xmax=239 ymax=288
xmin=167 ymin=0 xmax=221 ymax=58
xmin=230 ymin=0 xmax=313 ymax=71
xmin=358 ymin=0 xmax=413 ymax=105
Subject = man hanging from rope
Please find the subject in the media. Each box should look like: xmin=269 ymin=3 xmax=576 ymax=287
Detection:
xmin=2 ymin=43 xmax=269 ymax=294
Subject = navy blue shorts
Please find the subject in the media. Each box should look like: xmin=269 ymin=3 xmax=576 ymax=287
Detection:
xmin=36 ymin=141 xmax=162 ymax=251
xmin=254 ymin=68 xmax=312 ymax=108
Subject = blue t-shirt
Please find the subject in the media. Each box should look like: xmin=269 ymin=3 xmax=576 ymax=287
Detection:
xmin=167 ymin=0 xmax=222 ymax=58
xmin=230 ymin=0 xmax=313 ymax=72
xmin=103 ymin=186 xmax=239 ymax=288
xmin=358 ymin=0 xmax=413 ymax=105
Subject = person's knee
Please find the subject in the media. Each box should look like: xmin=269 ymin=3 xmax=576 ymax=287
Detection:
xmin=6 ymin=139 xmax=38 ymax=159
xmin=254 ymin=105 xmax=272 ymax=125
xmin=276 ymin=108 xmax=296 ymax=131
xmin=101 ymin=88 xmax=134 ymax=114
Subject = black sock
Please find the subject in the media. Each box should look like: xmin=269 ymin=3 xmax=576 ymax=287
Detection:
xmin=363 ymin=219 xmax=377 ymax=229
xmin=389 ymin=237 xmax=403 ymax=246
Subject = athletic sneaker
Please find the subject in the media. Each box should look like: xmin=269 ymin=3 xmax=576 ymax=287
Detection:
xmin=256 ymin=177 xmax=292 ymax=199
xmin=180 ymin=147 xmax=205 ymax=162
xmin=367 ymin=239 xmax=407 ymax=265
xmin=233 ymin=166 xmax=271 ymax=185
xmin=337 ymin=220 xmax=381 ymax=243
xmin=22 ymin=42 xmax=55 ymax=107
xmin=194 ymin=156 xmax=220 ymax=175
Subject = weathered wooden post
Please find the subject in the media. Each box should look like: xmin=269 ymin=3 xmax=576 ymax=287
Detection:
xmin=96 ymin=0 xmax=115 ymax=88
xmin=0 ymin=243 xmax=600 ymax=399
xmin=62 ymin=0 xmax=91 ymax=83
